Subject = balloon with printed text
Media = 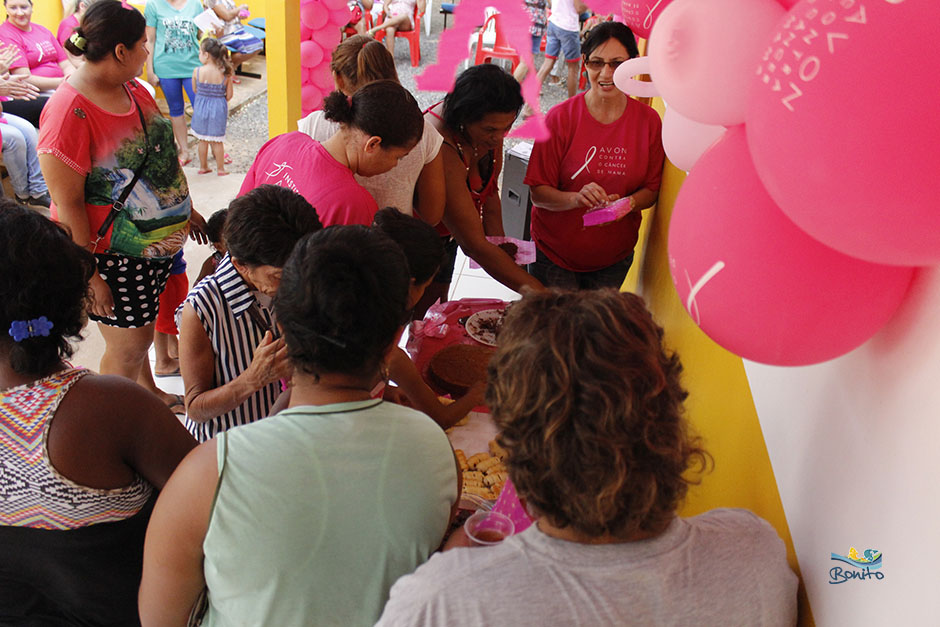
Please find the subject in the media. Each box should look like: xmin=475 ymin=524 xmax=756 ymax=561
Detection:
xmin=620 ymin=0 xmax=675 ymax=39
xmin=668 ymin=126 xmax=914 ymax=366
xmin=746 ymin=0 xmax=940 ymax=265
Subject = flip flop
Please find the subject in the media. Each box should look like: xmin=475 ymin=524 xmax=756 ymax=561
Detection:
xmin=218 ymin=171 xmax=231 ymax=176
xmin=154 ymin=366 xmax=181 ymax=378
xmin=197 ymin=168 xmax=212 ymax=175
xmin=224 ymin=153 xmax=233 ymax=164
xmin=179 ymin=156 xmax=192 ymax=167
xmin=165 ymin=393 xmax=186 ymax=416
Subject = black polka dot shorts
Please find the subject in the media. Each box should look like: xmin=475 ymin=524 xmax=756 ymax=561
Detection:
xmin=91 ymin=252 xmax=174 ymax=329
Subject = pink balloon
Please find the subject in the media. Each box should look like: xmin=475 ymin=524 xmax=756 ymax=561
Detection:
xmin=300 ymin=40 xmax=323 ymax=68
xmin=620 ymin=0 xmax=675 ymax=39
xmin=322 ymin=0 xmax=347 ymax=10
xmin=661 ymin=106 xmax=725 ymax=171
xmin=327 ymin=6 xmax=353 ymax=26
xmin=774 ymin=0 xmax=798 ymax=7
xmin=300 ymin=1 xmax=329 ymax=30
xmin=312 ymin=23 xmax=341 ymax=49
xmin=668 ymin=126 xmax=914 ymax=366
xmin=309 ymin=63 xmax=334 ymax=90
xmin=300 ymin=24 xmax=314 ymax=40
xmin=747 ymin=0 xmax=940 ymax=266
xmin=302 ymin=84 xmax=324 ymax=111
xmin=648 ymin=0 xmax=784 ymax=126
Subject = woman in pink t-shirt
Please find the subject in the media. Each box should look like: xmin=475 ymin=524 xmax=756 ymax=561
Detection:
xmin=524 ymin=21 xmax=665 ymax=289
xmin=0 ymin=0 xmax=74 ymax=126
xmin=240 ymin=80 xmax=424 ymax=227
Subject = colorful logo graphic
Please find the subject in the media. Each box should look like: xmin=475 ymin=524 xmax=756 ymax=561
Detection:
xmin=829 ymin=547 xmax=884 ymax=584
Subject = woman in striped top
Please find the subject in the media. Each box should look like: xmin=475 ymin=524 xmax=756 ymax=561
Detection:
xmin=177 ymin=185 xmax=323 ymax=441
xmin=0 ymin=202 xmax=195 ymax=624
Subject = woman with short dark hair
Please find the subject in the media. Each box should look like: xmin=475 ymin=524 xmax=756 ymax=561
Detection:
xmin=378 ymin=289 xmax=798 ymax=626
xmin=525 ymin=21 xmax=665 ymax=290
xmin=420 ymin=63 xmax=544 ymax=318
xmin=177 ymin=184 xmax=322 ymax=442
xmin=141 ymin=226 xmax=459 ymax=626
xmin=0 ymin=202 xmax=194 ymax=624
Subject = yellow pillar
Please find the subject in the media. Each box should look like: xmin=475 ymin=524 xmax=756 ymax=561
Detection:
xmin=265 ymin=0 xmax=301 ymax=138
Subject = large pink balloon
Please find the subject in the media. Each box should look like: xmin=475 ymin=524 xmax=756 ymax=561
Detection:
xmin=309 ymin=63 xmax=334 ymax=91
xmin=302 ymin=84 xmax=324 ymax=112
xmin=300 ymin=40 xmax=323 ymax=68
xmin=312 ymin=22 xmax=341 ymax=49
xmin=747 ymin=0 xmax=940 ymax=266
xmin=662 ymin=106 xmax=725 ymax=171
xmin=648 ymin=0 xmax=784 ymax=126
xmin=322 ymin=0 xmax=347 ymax=10
xmin=668 ymin=126 xmax=914 ymax=366
xmin=300 ymin=1 xmax=329 ymax=30
xmin=620 ymin=0 xmax=675 ymax=39
xmin=300 ymin=24 xmax=313 ymax=40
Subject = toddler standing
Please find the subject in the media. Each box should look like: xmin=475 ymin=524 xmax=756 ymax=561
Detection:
xmin=191 ymin=38 xmax=233 ymax=176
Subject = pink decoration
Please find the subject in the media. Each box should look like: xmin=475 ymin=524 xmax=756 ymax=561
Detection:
xmin=661 ymin=106 xmax=725 ymax=171
xmin=312 ymin=23 xmax=341 ymax=49
xmin=300 ymin=40 xmax=323 ymax=68
xmin=648 ymin=0 xmax=784 ymax=126
xmin=309 ymin=63 xmax=334 ymax=90
xmin=668 ymin=127 xmax=914 ymax=366
xmin=774 ymin=0 xmax=798 ymax=7
xmin=300 ymin=24 xmax=314 ymax=40
xmin=300 ymin=0 xmax=329 ymax=30
xmin=327 ymin=5 xmax=352 ymax=26
xmin=416 ymin=1 xmax=548 ymax=141
xmin=323 ymin=0 xmax=347 ymax=9
xmin=746 ymin=0 xmax=940 ymax=266
xmin=620 ymin=0 xmax=675 ymax=39
xmin=302 ymin=84 xmax=324 ymax=112
xmin=612 ymin=56 xmax=659 ymax=98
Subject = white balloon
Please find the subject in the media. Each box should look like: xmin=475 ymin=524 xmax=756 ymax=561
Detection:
xmin=662 ymin=105 xmax=726 ymax=171
xmin=612 ymin=57 xmax=660 ymax=98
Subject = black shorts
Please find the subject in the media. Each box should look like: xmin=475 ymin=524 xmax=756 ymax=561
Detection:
xmin=91 ymin=252 xmax=173 ymax=329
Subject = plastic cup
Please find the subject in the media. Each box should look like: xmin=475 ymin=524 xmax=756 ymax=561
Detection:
xmin=464 ymin=510 xmax=514 ymax=546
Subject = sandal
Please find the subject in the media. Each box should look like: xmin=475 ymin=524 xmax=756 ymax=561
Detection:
xmin=165 ymin=393 xmax=186 ymax=416
xmin=179 ymin=156 xmax=192 ymax=167
xmin=224 ymin=153 xmax=233 ymax=164
xmin=197 ymin=168 xmax=212 ymax=175
xmin=217 ymin=171 xmax=231 ymax=176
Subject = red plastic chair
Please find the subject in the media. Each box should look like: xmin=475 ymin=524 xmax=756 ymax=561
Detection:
xmin=343 ymin=10 xmax=373 ymax=39
xmin=473 ymin=11 xmax=520 ymax=73
xmin=374 ymin=5 xmax=422 ymax=67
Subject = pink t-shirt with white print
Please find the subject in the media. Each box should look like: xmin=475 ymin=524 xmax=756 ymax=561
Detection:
xmin=0 ymin=20 xmax=67 ymax=78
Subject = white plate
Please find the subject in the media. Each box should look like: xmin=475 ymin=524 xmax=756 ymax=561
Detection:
xmin=465 ymin=309 xmax=504 ymax=347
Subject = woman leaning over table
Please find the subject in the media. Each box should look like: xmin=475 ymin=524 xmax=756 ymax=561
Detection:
xmin=525 ymin=21 xmax=665 ymax=290
xmin=420 ymin=63 xmax=544 ymax=318
xmin=298 ymin=35 xmax=446 ymax=227
xmin=145 ymin=0 xmax=203 ymax=165
xmin=140 ymin=226 xmax=459 ymax=626
xmin=38 ymin=1 xmax=206 ymax=409
xmin=0 ymin=0 xmax=74 ymax=126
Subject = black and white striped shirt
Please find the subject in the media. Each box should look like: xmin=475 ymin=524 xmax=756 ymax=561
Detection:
xmin=178 ymin=254 xmax=281 ymax=442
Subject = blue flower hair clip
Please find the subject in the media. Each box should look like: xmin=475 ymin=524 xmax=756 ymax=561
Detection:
xmin=8 ymin=317 xmax=54 ymax=342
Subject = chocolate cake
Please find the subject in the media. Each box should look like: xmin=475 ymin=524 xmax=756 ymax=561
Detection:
xmin=428 ymin=343 xmax=495 ymax=397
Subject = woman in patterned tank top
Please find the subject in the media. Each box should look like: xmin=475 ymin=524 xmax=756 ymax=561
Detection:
xmin=0 ymin=202 xmax=195 ymax=625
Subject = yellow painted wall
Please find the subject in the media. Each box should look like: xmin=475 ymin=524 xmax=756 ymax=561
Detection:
xmin=634 ymin=100 xmax=813 ymax=625
xmin=27 ymin=2 xmax=63 ymax=29
xmin=264 ymin=0 xmax=301 ymax=137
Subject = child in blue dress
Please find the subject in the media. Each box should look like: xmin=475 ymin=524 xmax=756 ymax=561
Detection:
xmin=191 ymin=38 xmax=233 ymax=176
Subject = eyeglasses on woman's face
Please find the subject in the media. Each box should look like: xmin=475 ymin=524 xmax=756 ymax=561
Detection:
xmin=584 ymin=59 xmax=625 ymax=71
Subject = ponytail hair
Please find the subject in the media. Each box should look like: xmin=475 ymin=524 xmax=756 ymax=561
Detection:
xmin=322 ymin=80 xmax=422 ymax=149
xmin=64 ymin=0 xmax=145 ymax=63
xmin=330 ymin=35 xmax=398 ymax=91
xmin=201 ymin=37 xmax=235 ymax=76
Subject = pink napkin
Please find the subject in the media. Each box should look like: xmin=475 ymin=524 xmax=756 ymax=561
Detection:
xmin=469 ymin=237 xmax=536 ymax=269
xmin=491 ymin=478 xmax=534 ymax=534
xmin=582 ymin=196 xmax=634 ymax=227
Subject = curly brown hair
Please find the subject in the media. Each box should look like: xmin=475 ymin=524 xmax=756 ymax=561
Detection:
xmin=486 ymin=289 xmax=709 ymax=539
